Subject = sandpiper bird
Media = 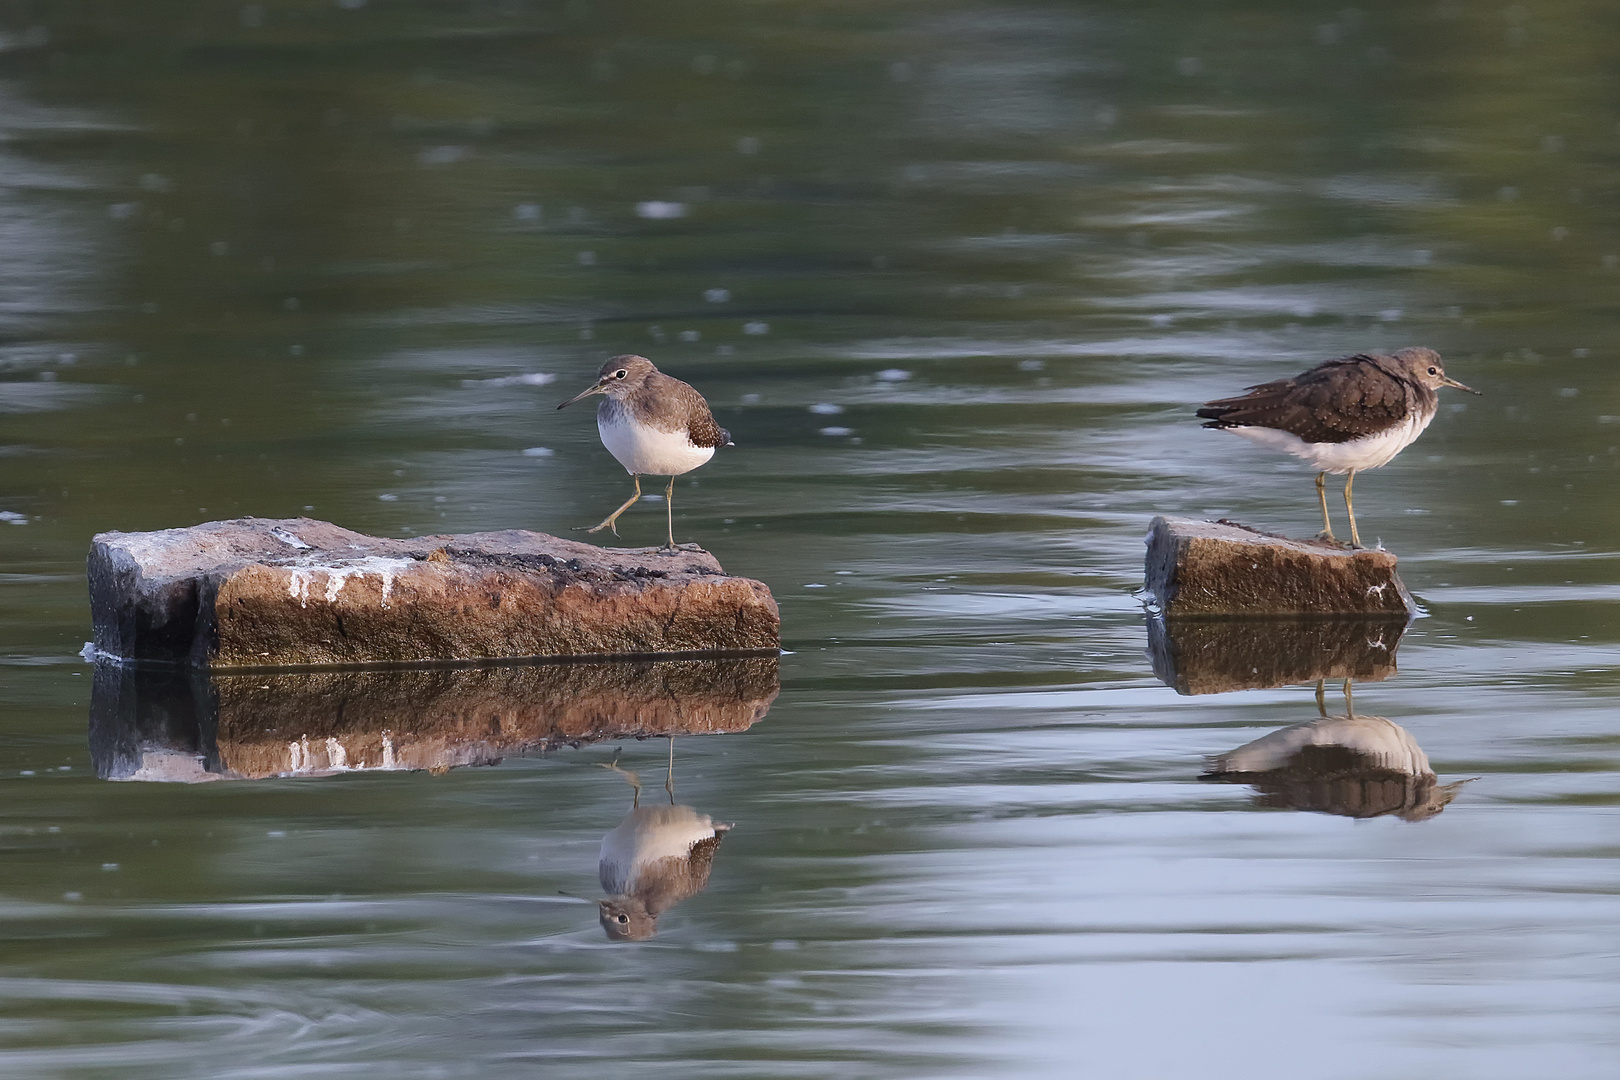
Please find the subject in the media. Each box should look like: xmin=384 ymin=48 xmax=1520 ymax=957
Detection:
xmin=595 ymin=744 xmax=731 ymax=941
xmin=558 ymin=355 xmax=733 ymax=551
xmin=1201 ymin=680 xmax=1465 ymax=822
xmin=1197 ymin=346 xmax=1478 ymax=547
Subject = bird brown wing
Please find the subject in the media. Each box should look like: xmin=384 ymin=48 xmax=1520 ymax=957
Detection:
xmin=686 ymin=404 xmax=733 ymax=450
xmin=1196 ymin=354 xmax=1413 ymax=444
xmin=635 ymin=834 xmax=726 ymax=917
xmin=642 ymin=373 xmax=734 ymax=448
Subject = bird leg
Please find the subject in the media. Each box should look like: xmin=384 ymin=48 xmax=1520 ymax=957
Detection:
xmin=664 ymin=736 xmax=675 ymax=805
xmin=1314 ymin=472 xmax=1336 ymax=541
xmin=586 ymin=474 xmax=641 ymax=537
xmin=598 ymin=749 xmax=643 ymax=808
xmin=1314 ymin=678 xmax=1327 ymax=717
xmin=1342 ymin=678 xmax=1354 ymax=719
xmin=1343 ymin=470 xmax=1361 ymax=548
xmin=662 ymin=475 xmax=676 ymax=553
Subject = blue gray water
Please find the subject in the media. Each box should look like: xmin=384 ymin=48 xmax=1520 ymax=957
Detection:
xmin=1 ymin=2 xmax=1618 ymax=1076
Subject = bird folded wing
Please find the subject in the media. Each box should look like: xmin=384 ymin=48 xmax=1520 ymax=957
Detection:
xmin=685 ymin=398 xmax=732 ymax=449
xmin=1198 ymin=355 xmax=1412 ymax=444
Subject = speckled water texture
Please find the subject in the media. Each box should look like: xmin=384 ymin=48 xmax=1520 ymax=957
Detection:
xmin=1 ymin=2 xmax=1619 ymax=1078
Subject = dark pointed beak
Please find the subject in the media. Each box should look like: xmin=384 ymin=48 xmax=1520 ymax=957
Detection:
xmin=1441 ymin=375 xmax=1481 ymax=395
xmin=557 ymin=381 xmax=607 ymax=410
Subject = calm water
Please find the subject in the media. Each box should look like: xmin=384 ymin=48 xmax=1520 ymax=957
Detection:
xmin=3 ymin=1 xmax=1620 ymax=1076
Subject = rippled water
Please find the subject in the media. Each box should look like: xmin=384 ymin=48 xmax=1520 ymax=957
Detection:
xmin=2 ymin=2 xmax=1620 ymax=1076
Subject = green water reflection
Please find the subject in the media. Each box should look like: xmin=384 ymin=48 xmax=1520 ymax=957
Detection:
xmin=1 ymin=1 xmax=1619 ymax=1077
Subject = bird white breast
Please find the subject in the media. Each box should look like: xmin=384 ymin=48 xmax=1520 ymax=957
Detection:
xmin=1222 ymin=410 xmax=1433 ymax=474
xmin=599 ymin=805 xmax=720 ymax=894
xmin=1209 ymin=715 xmax=1432 ymax=777
xmin=598 ymin=413 xmax=715 ymax=477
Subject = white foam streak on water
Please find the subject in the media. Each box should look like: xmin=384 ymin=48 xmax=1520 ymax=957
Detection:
xmin=1316 ymin=174 xmax=1459 ymax=207
xmin=0 ymin=383 xmax=118 ymax=415
xmin=459 ymin=372 xmax=556 ymax=388
xmin=1081 ymin=200 xmax=1259 ymax=229
xmin=1418 ymin=584 xmax=1620 ymax=605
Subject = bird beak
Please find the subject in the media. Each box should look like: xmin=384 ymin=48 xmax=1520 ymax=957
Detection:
xmin=1440 ymin=375 xmax=1481 ymax=395
xmin=557 ymin=380 xmax=608 ymax=410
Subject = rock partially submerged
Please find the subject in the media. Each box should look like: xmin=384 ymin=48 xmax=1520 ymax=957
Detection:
xmin=1144 ymin=516 xmax=1417 ymax=620
xmin=88 ymin=517 xmax=779 ymax=668
xmin=91 ymin=655 xmax=779 ymax=781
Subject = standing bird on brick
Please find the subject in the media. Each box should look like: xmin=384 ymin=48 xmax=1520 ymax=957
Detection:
xmin=1197 ymin=347 xmax=1478 ymax=547
xmin=558 ymin=355 xmax=732 ymax=551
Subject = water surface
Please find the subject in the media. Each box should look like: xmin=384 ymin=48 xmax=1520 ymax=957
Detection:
xmin=1 ymin=2 xmax=1619 ymax=1077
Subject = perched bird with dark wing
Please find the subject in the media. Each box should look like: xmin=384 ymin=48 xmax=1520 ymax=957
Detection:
xmin=558 ymin=355 xmax=733 ymax=551
xmin=1197 ymin=347 xmax=1478 ymax=546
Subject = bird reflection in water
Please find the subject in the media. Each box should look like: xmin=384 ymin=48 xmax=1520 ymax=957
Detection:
xmin=595 ymin=740 xmax=731 ymax=941
xmin=1201 ymin=680 xmax=1467 ymax=821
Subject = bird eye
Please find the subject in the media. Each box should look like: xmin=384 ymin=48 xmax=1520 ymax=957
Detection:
xmin=614 ymin=369 xmax=628 ymax=379
xmin=616 ymin=913 xmax=629 ymax=923
xmin=1427 ymin=367 xmax=1437 ymax=375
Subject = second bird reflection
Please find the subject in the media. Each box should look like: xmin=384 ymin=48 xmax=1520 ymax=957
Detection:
xmin=1201 ymin=680 xmax=1466 ymax=822
xmin=594 ymin=740 xmax=731 ymax=941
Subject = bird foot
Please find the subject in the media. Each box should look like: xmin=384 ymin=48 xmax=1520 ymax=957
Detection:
xmin=642 ymin=542 xmax=701 ymax=555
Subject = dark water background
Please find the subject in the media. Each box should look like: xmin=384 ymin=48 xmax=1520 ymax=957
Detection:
xmin=3 ymin=1 xmax=1620 ymax=1076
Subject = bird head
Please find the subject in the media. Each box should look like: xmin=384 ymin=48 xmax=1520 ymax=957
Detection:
xmin=557 ymin=355 xmax=659 ymax=409
xmin=597 ymin=896 xmax=659 ymax=941
xmin=1394 ymin=347 xmax=1480 ymax=395
xmin=1398 ymin=777 xmax=1473 ymax=823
